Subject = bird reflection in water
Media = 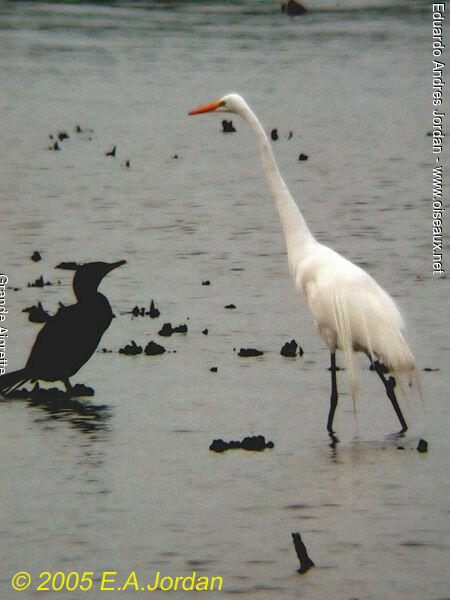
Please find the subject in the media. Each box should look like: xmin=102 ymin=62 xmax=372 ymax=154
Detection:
xmin=5 ymin=383 xmax=111 ymax=434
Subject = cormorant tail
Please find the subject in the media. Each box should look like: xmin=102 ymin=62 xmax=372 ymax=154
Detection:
xmin=0 ymin=369 xmax=29 ymax=396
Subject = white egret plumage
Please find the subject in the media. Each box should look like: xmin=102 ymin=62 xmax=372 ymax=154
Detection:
xmin=189 ymin=93 xmax=417 ymax=435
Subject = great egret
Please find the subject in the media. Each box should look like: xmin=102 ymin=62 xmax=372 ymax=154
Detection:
xmin=189 ymin=93 xmax=417 ymax=434
xmin=0 ymin=260 xmax=126 ymax=396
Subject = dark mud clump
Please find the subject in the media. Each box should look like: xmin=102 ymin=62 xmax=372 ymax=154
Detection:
xmin=129 ymin=300 xmax=160 ymax=318
xmin=148 ymin=300 xmax=160 ymax=318
xmin=282 ymin=0 xmax=307 ymax=16
xmin=416 ymin=439 xmax=428 ymax=453
xmin=56 ymin=261 xmax=82 ymax=270
xmin=70 ymin=383 xmax=95 ymax=397
xmin=131 ymin=306 xmax=145 ymax=317
xmin=280 ymin=339 xmax=304 ymax=357
xmin=238 ymin=348 xmax=264 ymax=357
xmin=158 ymin=323 xmax=188 ymax=336
xmin=209 ymin=435 xmax=274 ymax=453
xmin=222 ymin=120 xmax=236 ymax=133
xmin=144 ymin=341 xmax=166 ymax=356
xmin=28 ymin=276 xmax=52 ymax=288
xmin=119 ymin=340 xmax=142 ymax=355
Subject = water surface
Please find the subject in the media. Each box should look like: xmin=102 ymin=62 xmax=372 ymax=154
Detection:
xmin=0 ymin=1 xmax=448 ymax=599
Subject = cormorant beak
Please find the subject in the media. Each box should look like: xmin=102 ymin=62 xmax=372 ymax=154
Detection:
xmin=188 ymin=100 xmax=225 ymax=115
xmin=105 ymin=260 xmax=127 ymax=274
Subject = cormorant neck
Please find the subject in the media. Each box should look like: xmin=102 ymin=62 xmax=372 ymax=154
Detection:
xmin=74 ymin=287 xmax=101 ymax=302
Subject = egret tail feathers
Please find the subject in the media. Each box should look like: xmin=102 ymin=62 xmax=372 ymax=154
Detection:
xmin=330 ymin=289 xmax=417 ymax=395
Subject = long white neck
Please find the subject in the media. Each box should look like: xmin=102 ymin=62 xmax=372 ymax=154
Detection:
xmin=238 ymin=102 xmax=316 ymax=261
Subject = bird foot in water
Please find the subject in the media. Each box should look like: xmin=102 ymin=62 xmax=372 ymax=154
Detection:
xmin=328 ymin=431 xmax=339 ymax=448
xmin=386 ymin=428 xmax=407 ymax=440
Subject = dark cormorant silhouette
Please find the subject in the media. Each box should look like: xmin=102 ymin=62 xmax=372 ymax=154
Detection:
xmin=0 ymin=260 xmax=126 ymax=396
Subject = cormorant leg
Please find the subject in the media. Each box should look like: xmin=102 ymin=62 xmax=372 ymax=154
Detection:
xmin=64 ymin=378 xmax=73 ymax=395
xmin=327 ymin=352 xmax=338 ymax=433
xmin=372 ymin=360 xmax=408 ymax=433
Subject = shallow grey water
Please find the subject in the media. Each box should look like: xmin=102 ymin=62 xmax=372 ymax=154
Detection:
xmin=0 ymin=1 xmax=448 ymax=598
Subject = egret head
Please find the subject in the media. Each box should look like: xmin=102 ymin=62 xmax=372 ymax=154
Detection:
xmin=188 ymin=93 xmax=245 ymax=116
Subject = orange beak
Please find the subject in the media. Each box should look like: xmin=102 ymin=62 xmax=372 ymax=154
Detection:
xmin=188 ymin=100 xmax=224 ymax=115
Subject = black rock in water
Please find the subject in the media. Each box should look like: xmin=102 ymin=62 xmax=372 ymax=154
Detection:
xmin=271 ymin=128 xmax=279 ymax=141
xmin=241 ymin=435 xmax=268 ymax=451
xmin=416 ymin=439 xmax=428 ymax=453
xmin=106 ymin=145 xmax=117 ymax=157
xmin=282 ymin=0 xmax=307 ymax=16
xmin=222 ymin=120 xmax=236 ymax=133
xmin=158 ymin=323 xmax=188 ymax=336
xmin=71 ymin=383 xmax=95 ymax=397
xmin=210 ymin=434 xmax=274 ymax=453
xmin=148 ymin=300 xmax=160 ymax=319
xmin=119 ymin=340 xmax=142 ymax=355
xmin=28 ymin=276 xmax=52 ymax=288
xmin=144 ymin=341 xmax=166 ymax=356
xmin=281 ymin=339 xmax=303 ymax=357
xmin=298 ymin=153 xmax=308 ymax=161
xmin=238 ymin=348 xmax=264 ymax=357
xmin=131 ymin=306 xmax=145 ymax=317
xmin=209 ymin=439 xmax=230 ymax=453
xmin=31 ymin=251 xmax=42 ymax=262
xmin=56 ymin=261 xmax=81 ymax=270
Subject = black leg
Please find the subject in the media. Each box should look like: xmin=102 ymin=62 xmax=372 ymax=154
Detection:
xmin=372 ymin=360 xmax=408 ymax=433
xmin=327 ymin=352 xmax=338 ymax=433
